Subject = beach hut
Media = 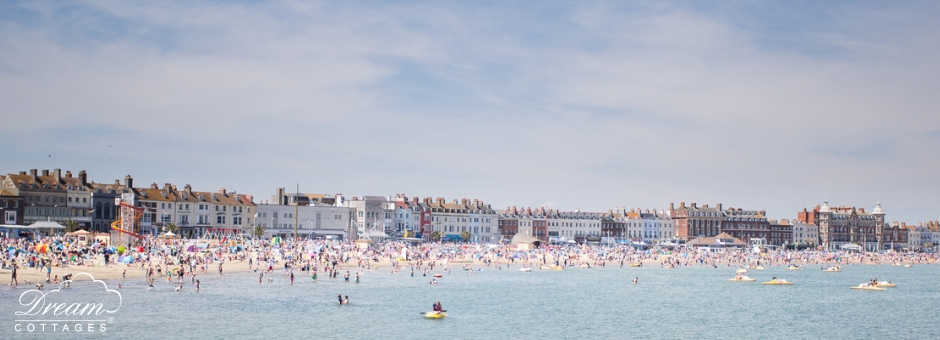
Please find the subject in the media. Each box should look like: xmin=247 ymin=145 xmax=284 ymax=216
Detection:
xmin=67 ymin=229 xmax=95 ymax=244
xmin=354 ymin=239 xmax=374 ymax=249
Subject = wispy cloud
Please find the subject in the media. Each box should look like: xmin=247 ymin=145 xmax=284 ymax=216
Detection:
xmin=1 ymin=1 xmax=939 ymax=222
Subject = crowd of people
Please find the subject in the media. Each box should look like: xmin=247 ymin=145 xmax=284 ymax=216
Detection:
xmin=3 ymin=234 xmax=938 ymax=289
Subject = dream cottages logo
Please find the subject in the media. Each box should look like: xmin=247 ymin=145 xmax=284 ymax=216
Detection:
xmin=13 ymin=272 xmax=122 ymax=333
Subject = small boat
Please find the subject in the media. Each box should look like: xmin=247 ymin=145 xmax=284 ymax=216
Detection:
xmin=787 ymin=265 xmax=801 ymax=270
xmin=551 ymin=266 xmax=564 ymax=271
xmin=736 ymin=268 xmax=748 ymax=274
xmin=630 ymin=262 xmax=642 ymax=267
xmin=903 ymin=264 xmax=912 ymax=268
xmin=753 ymin=266 xmax=764 ymax=270
xmin=433 ymin=273 xmax=443 ymax=278
xmin=762 ymin=280 xmax=794 ymax=285
xmin=850 ymin=285 xmax=886 ymax=291
xmin=727 ymin=276 xmax=757 ymax=282
xmin=424 ymin=311 xmax=448 ymax=319
xmin=518 ymin=267 xmax=531 ymax=272
xmin=822 ymin=267 xmax=842 ymax=272
xmin=875 ymin=282 xmax=897 ymax=287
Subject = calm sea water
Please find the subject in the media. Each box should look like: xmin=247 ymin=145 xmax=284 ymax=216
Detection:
xmin=3 ymin=263 xmax=938 ymax=339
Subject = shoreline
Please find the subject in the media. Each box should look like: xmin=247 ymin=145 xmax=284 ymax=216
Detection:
xmin=2 ymin=253 xmax=932 ymax=289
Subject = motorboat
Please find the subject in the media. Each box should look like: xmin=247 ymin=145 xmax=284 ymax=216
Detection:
xmin=850 ymin=284 xmax=886 ymax=291
xmin=786 ymin=265 xmax=801 ymax=270
xmin=630 ymin=262 xmax=642 ymax=267
xmin=518 ymin=267 xmax=531 ymax=272
xmin=822 ymin=266 xmax=842 ymax=272
xmin=875 ymin=281 xmax=897 ymax=287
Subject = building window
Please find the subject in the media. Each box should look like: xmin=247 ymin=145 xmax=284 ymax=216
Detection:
xmin=217 ymin=215 xmax=226 ymax=224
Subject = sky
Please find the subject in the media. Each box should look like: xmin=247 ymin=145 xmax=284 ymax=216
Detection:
xmin=2 ymin=1 xmax=939 ymax=223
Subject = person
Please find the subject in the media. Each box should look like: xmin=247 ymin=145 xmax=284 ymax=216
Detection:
xmin=343 ymin=295 xmax=349 ymax=305
xmin=771 ymin=276 xmax=777 ymax=283
xmin=632 ymin=277 xmax=638 ymax=284
xmin=432 ymin=301 xmax=442 ymax=312
xmin=195 ymin=280 xmax=200 ymax=292
xmin=10 ymin=264 xmax=17 ymax=287
xmin=344 ymin=271 xmax=350 ymax=282
xmin=338 ymin=294 xmax=343 ymax=305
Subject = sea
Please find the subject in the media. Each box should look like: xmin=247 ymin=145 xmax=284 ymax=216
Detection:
xmin=2 ymin=263 xmax=938 ymax=339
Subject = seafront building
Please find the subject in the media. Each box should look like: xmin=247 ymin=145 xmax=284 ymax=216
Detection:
xmin=254 ymin=189 xmax=353 ymax=239
xmin=668 ymin=202 xmax=723 ymax=241
xmin=790 ymin=221 xmax=819 ymax=246
xmin=796 ymin=202 xmax=908 ymax=251
xmin=423 ymin=197 xmax=498 ymax=243
xmin=1 ymin=169 xmax=73 ymax=226
xmin=0 ymin=167 xmax=936 ymax=251
xmin=902 ymin=221 xmax=939 ymax=252
xmin=499 ymin=207 xmax=549 ymax=242
xmin=545 ymin=209 xmax=604 ymax=243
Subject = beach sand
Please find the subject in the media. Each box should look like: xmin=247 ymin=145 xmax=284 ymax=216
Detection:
xmin=0 ymin=253 xmax=667 ymax=287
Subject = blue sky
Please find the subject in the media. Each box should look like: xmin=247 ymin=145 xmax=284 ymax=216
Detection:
xmin=2 ymin=1 xmax=939 ymax=223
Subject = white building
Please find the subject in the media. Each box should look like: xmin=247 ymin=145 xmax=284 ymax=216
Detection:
xmin=791 ymin=222 xmax=819 ymax=245
xmin=425 ymin=197 xmax=498 ymax=243
xmin=254 ymin=204 xmax=353 ymax=239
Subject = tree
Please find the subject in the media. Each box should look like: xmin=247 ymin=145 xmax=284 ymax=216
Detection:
xmin=430 ymin=231 xmax=442 ymax=242
xmin=62 ymin=220 xmax=81 ymax=233
xmin=459 ymin=230 xmax=472 ymax=243
xmin=252 ymin=224 xmax=267 ymax=239
xmin=164 ymin=222 xmax=179 ymax=234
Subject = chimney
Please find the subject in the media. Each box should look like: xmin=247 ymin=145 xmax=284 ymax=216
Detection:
xmin=219 ymin=188 xmax=227 ymax=196
xmin=717 ymin=203 xmax=722 ymax=211
xmin=669 ymin=203 xmax=674 ymax=211
xmin=42 ymin=169 xmax=50 ymax=177
xmin=30 ymin=169 xmax=38 ymax=182
xmin=124 ymin=175 xmax=133 ymax=189
xmin=680 ymin=201 xmax=686 ymax=208
xmin=53 ymin=169 xmax=62 ymax=183
xmin=151 ymin=183 xmax=158 ymax=189
xmin=65 ymin=170 xmax=72 ymax=178
xmin=691 ymin=203 xmax=697 ymax=208
xmin=79 ymin=171 xmax=88 ymax=186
